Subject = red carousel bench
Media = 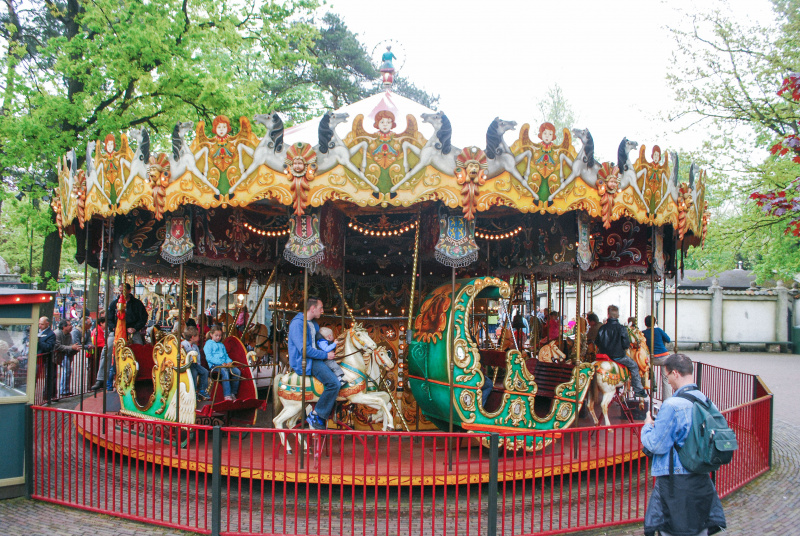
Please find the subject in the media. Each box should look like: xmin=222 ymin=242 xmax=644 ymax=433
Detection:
xmin=524 ymin=358 xmax=575 ymax=399
xmin=197 ymin=336 xmax=265 ymax=424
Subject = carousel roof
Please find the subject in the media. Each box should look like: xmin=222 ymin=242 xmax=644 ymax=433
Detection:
xmin=53 ymin=85 xmax=708 ymax=280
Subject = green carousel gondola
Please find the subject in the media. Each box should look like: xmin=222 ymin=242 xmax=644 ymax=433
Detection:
xmin=407 ymin=276 xmax=593 ymax=452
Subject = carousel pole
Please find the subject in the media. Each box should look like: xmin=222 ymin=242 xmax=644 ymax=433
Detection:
xmin=559 ymin=278 xmax=564 ymax=348
xmin=674 ymin=270 xmax=679 ymax=352
xmin=575 ymin=267 xmax=582 ymax=363
xmin=270 ymin=238 xmax=280 ymax=419
xmin=547 ymin=276 xmax=552 ymax=312
xmin=590 ymin=282 xmax=594 ymax=314
xmin=225 ymin=273 xmax=231 ymax=333
xmin=102 ymin=220 xmax=113 ymax=418
xmin=79 ymin=224 xmax=89 ymax=410
xmin=649 ymin=227 xmax=656 ymax=412
xmin=300 ymin=267 xmax=309 ymax=467
xmin=629 ymin=281 xmax=633 ymax=320
xmin=200 ymin=277 xmax=206 ymax=335
xmin=176 ymin=261 xmax=185 ymax=454
xmin=449 ymin=265 xmax=456 ymax=469
xmin=341 ymin=233 xmax=346 ymax=331
xmin=634 ymin=280 xmax=639 ymax=324
xmin=662 ymin=276 xmax=667 ymax=335
xmin=215 ymin=276 xmax=220 ymax=326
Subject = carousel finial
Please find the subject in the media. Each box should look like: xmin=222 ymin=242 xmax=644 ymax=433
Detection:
xmin=379 ymin=45 xmax=396 ymax=90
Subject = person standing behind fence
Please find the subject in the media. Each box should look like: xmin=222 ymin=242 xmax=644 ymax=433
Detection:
xmin=91 ymin=317 xmax=107 ymax=391
xmin=37 ymin=317 xmax=56 ymax=399
xmin=54 ymin=320 xmax=80 ymax=397
xmin=642 ymin=353 xmax=726 ymax=536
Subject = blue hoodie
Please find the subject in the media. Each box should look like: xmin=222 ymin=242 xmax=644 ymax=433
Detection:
xmin=288 ymin=312 xmax=328 ymax=375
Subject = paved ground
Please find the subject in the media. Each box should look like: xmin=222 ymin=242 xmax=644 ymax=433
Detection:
xmin=3 ymin=351 xmax=798 ymax=536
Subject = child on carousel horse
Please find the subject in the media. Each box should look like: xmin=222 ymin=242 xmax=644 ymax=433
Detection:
xmin=318 ymin=327 xmax=347 ymax=388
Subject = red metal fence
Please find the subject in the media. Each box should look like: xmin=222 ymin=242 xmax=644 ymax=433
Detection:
xmin=29 ymin=362 xmax=773 ymax=536
xmin=34 ymin=349 xmax=100 ymax=406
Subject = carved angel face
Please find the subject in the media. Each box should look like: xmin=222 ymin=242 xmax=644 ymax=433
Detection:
xmin=652 ymin=150 xmax=661 ymax=164
xmin=291 ymin=157 xmax=306 ymax=174
xmin=378 ymin=117 xmax=393 ymax=134
xmin=541 ymin=129 xmax=554 ymax=143
xmin=105 ymin=139 xmax=115 ymax=154
xmin=215 ymin=122 xmax=229 ymax=138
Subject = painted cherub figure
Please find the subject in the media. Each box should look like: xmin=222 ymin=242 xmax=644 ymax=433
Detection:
xmin=529 ymin=122 xmax=572 ymax=204
xmin=636 ymin=144 xmax=670 ymax=213
xmin=283 ymin=142 xmax=317 ymax=215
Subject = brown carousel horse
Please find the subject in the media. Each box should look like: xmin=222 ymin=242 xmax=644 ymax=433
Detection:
xmin=587 ymin=326 xmax=651 ymax=426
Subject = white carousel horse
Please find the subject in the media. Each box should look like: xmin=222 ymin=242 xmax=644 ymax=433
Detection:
xmin=272 ymin=323 xmax=395 ymax=454
xmin=587 ymin=331 xmax=651 ymax=426
xmin=617 ymin=137 xmax=648 ymax=209
xmin=654 ymin=152 xmax=680 ymax=213
xmin=168 ymin=121 xmax=219 ymax=194
xmin=362 ymin=344 xmax=395 ymax=424
xmin=485 ymin=117 xmax=538 ymax=199
xmin=550 ymin=128 xmax=603 ymax=201
xmin=391 ymin=111 xmax=459 ymax=195
xmin=234 ymin=112 xmax=287 ymax=188
xmin=315 ymin=111 xmax=377 ymax=194
xmin=118 ymin=127 xmax=150 ymax=201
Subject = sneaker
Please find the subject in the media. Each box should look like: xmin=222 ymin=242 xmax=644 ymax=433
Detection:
xmin=339 ymin=379 xmax=348 ymax=388
xmin=306 ymin=413 xmax=326 ymax=430
xmin=224 ymin=395 xmax=235 ymax=401
xmin=198 ymin=391 xmax=210 ymax=401
xmin=634 ymin=389 xmax=647 ymax=398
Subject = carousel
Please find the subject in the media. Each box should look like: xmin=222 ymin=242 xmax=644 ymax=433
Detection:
xmin=51 ymin=58 xmax=708 ymax=482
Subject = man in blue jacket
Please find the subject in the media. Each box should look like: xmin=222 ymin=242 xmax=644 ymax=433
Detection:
xmin=288 ymin=296 xmax=338 ymax=430
xmin=642 ymin=353 xmax=726 ymax=536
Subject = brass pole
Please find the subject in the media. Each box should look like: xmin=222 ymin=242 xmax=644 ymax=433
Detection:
xmin=101 ymin=220 xmax=113 ymax=417
xmin=200 ymin=277 xmax=206 ymax=335
xmin=176 ymin=261 xmax=185 ymax=453
xmin=300 ymin=267 xmax=309 ymax=435
xmin=649 ymin=227 xmax=656 ymax=411
xmin=225 ymin=274 xmax=231 ymax=332
xmin=341 ymin=232 xmax=346 ymax=331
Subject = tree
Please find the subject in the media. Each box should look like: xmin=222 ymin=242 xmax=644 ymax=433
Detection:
xmin=535 ymin=84 xmax=578 ymax=135
xmin=667 ymin=0 xmax=800 ymax=282
xmin=0 ymin=0 xmax=320 ymax=313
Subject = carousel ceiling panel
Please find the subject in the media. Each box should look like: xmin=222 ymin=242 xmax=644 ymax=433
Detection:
xmin=53 ymin=92 xmax=709 ymax=248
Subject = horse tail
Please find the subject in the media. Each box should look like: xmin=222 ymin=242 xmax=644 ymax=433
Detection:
xmin=584 ymin=131 xmax=596 ymax=168
xmin=272 ymin=371 xmax=283 ymax=415
xmin=318 ymin=111 xmax=333 ymax=154
xmin=617 ymin=138 xmax=629 ymax=171
xmin=171 ymin=123 xmax=182 ymax=161
xmin=435 ymin=114 xmax=453 ymax=155
xmin=269 ymin=113 xmax=284 ymax=152
xmin=485 ymin=118 xmax=500 ymax=159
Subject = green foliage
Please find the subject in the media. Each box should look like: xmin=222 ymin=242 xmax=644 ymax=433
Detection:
xmin=669 ymin=0 xmax=800 ymax=281
xmin=535 ymin=84 xmax=578 ymax=136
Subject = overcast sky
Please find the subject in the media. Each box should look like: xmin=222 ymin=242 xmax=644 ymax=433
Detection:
xmin=322 ymin=0 xmax=776 ymax=160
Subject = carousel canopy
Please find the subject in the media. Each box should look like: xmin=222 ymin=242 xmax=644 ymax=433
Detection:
xmin=55 ymin=87 xmax=708 ymax=281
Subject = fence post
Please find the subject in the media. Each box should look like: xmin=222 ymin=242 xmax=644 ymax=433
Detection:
xmin=487 ymin=433 xmax=499 ymax=536
xmin=768 ymin=394 xmax=774 ymax=470
xmin=695 ymin=362 xmax=703 ymax=390
xmin=212 ymin=425 xmax=221 ymax=536
xmin=25 ymin=405 xmax=33 ymax=498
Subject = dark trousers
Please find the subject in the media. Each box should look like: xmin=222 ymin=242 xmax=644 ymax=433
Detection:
xmin=612 ymin=355 xmax=645 ymax=392
xmin=310 ymin=358 xmax=340 ymax=421
xmin=45 ymin=353 xmax=57 ymax=402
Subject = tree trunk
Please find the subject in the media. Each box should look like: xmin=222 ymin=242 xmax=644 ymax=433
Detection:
xmin=38 ymin=208 xmax=61 ymax=319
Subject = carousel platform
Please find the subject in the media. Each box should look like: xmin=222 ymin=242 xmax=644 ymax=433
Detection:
xmin=73 ymin=393 xmax=646 ymax=486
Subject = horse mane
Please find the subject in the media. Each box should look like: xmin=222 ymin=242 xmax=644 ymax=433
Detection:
xmin=583 ymin=131 xmax=597 ymax=167
xmin=485 ymin=118 xmax=501 ymax=159
xmin=318 ymin=111 xmax=334 ymax=154
xmin=435 ymin=113 xmax=453 ymax=155
xmin=86 ymin=142 xmax=95 ymax=174
xmin=139 ymin=129 xmax=150 ymax=163
xmin=171 ymin=123 xmax=182 ymax=161
xmin=689 ymin=162 xmax=697 ymax=188
xmin=269 ymin=113 xmax=284 ymax=152
xmin=617 ymin=138 xmax=629 ymax=172
xmin=334 ymin=330 xmax=347 ymax=360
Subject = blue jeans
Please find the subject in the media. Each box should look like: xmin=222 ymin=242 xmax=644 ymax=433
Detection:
xmin=216 ymin=366 xmax=240 ymax=397
xmin=310 ymin=358 xmax=339 ymax=421
xmin=190 ymin=363 xmax=209 ymax=393
xmin=59 ymin=356 xmax=72 ymax=395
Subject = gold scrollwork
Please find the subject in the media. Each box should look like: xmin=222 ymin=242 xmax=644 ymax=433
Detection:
xmin=502 ymin=397 xmax=529 ymax=427
xmin=556 ymin=402 xmax=573 ymax=421
xmin=422 ymin=172 xmax=441 ymax=187
xmin=328 ymin=173 xmax=347 ymax=187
